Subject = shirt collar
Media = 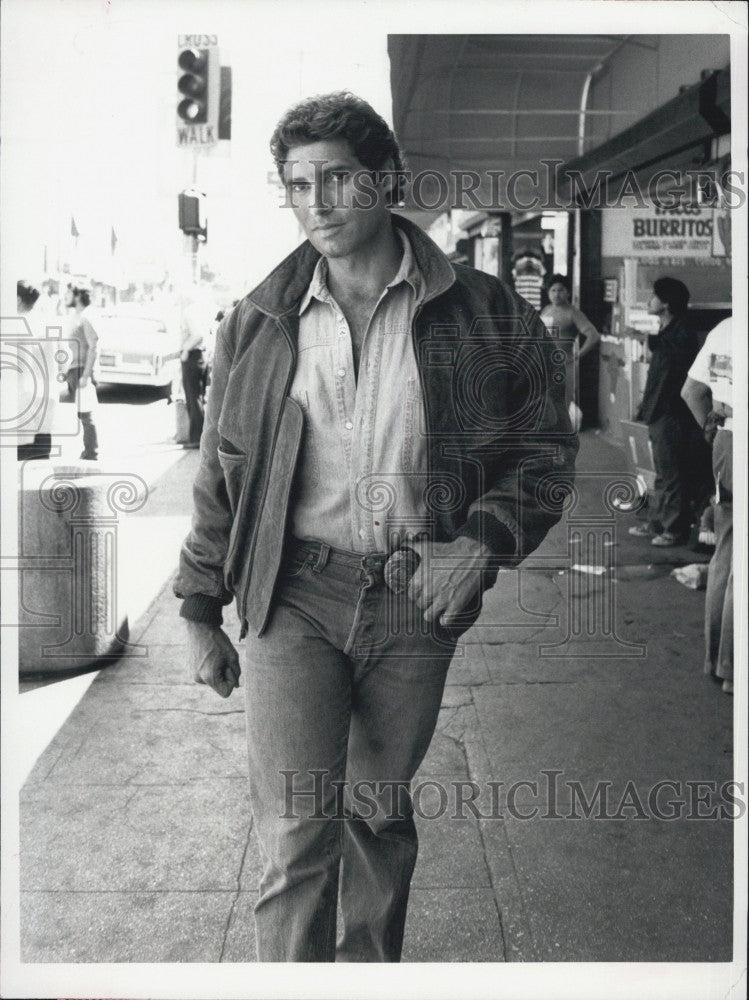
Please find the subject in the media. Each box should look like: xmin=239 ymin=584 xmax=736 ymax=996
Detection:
xmin=299 ymin=228 xmax=423 ymax=316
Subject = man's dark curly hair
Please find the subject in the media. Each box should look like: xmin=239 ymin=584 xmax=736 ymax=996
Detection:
xmin=270 ymin=91 xmax=407 ymax=204
xmin=653 ymin=276 xmax=690 ymax=316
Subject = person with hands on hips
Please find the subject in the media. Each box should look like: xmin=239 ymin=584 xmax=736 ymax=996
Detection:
xmin=175 ymin=92 xmax=577 ymax=963
xmin=540 ymin=273 xmax=600 ymax=427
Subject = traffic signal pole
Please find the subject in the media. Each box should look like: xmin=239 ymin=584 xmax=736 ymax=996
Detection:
xmin=175 ymin=36 xmax=231 ymax=285
xmin=188 ymin=151 xmax=199 ymax=283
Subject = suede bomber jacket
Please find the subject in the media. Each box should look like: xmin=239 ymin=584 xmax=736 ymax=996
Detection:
xmin=174 ymin=215 xmax=579 ymax=639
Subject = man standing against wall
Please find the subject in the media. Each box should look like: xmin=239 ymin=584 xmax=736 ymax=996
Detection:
xmin=628 ymin=277 xmax=709 ymax=547
xmin=175 ymin=92 xmax=577 ymax=962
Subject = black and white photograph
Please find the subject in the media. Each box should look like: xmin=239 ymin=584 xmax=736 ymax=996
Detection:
xmin=1 ymin=2 xmax=746 ymax=999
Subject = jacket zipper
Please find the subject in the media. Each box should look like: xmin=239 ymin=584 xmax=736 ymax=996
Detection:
xmin=238 ymin=315 xmax=297 ymax=639
xmin=239 ymin=300 xmax=429 ymax=639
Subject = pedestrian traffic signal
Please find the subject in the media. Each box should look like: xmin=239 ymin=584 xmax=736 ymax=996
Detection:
xmin=177 ymin=48 xmax=210 ymax=123
xmin=176 ymin=45 xmax=220 ymax=146
xmin=178 ymin=189 xmax=207 ymax=242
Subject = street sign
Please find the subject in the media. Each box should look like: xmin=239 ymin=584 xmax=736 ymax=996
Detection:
xmin=176 ymin=35 xmax=220 ymax=148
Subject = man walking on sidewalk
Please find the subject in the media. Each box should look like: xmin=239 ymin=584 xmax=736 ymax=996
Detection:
xmin=175 ymin=92 xmax=577 ymax=962
xmin=64 ymin=284 xmax=100 ymax=461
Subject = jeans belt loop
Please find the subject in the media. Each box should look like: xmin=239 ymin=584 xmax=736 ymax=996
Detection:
xmin=312 ymin=542 xmax=330 ymax=573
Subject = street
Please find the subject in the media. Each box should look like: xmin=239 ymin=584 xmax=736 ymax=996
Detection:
xmin=13 ymin=429 xmax=735 ymax=977
xmin=52 ymin=381 xmax=177 ymax=466
xmin=17 ymin=383 xmax=196 ymax=780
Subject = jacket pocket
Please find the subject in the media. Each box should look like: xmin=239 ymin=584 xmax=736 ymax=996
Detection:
xmin=217 ymin=444 xmax=247 ymax=516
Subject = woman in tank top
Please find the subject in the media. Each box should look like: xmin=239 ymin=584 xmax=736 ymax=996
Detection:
xmin=539 ymin=273 xmax=600 ymax=412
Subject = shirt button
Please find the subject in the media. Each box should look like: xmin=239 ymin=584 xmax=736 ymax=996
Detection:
xmin=337 ymin=368 xmax=346 ymax=377
xmin=358 ymin=529 xmax=365 ymax=538
xmin=344 ymin=420 xmax=353 ymax=430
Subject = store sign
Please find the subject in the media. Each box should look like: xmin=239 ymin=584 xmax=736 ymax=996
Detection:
xmin=602 ymin=206 xmax=727 ymax=259
xmin=603 ymin=278 xmax=618 ymax=303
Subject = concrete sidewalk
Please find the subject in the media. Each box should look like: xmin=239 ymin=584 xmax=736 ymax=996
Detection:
xmin=18 ymin=431 xmax=735 ymax=965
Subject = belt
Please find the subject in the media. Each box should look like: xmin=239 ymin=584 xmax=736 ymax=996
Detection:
xmin=286 ymin=537 xmax=388 ymax=576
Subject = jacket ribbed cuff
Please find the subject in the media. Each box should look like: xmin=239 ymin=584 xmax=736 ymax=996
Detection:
xmin=456 ymin=511 xmax=517 ymax=557
xmin=179 ymin=594 xmax=225 ymax=626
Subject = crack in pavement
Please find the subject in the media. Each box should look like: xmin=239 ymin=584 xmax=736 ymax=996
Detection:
xmin=137 ymin=708 xmax=245 ymax=716
xmin=433 ymin=698 xmax=508 ymax=961
xmin=219 ymin=818 xmax=254 ymax=962
xmin=466 ymin=684 xmax=538 ymax=961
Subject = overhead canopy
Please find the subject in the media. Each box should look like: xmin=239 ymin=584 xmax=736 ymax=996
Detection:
xmin=388 ymin=35 xmax=730 ymax=218
xmin=559 ymin=67 xmax=730 ymax=199
xmin=388 ymin=34 xmax=635 ymax=216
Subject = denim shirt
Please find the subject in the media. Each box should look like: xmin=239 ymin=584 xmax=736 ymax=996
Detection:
xmin=289 ymin=229 xmax=428 ymax=553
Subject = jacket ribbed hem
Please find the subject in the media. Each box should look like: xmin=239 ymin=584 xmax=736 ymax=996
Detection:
xmin=179 ymin=594 xmax=225 ymax=626
xmin=456 ymin=511 xmax=517 ymax=557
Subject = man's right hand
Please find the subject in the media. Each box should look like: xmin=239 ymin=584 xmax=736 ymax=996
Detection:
xmin=185 ymin=621 xmax=241 ymax=698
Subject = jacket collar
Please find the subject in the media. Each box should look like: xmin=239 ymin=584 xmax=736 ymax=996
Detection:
xmin=298 ymin=226 xmax=423 ymax=316
xmin=247 ymin=213 xmax=455 ymax=319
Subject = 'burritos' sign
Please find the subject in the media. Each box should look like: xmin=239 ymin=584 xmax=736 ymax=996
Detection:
xmin=602 ymin=205 xmax=723 ymax=259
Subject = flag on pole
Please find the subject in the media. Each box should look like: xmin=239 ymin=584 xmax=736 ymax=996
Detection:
xmin=111 ymin=226 xmax=118 ymax=255
xmin=70 ymin=216 xmax=80 ymax=239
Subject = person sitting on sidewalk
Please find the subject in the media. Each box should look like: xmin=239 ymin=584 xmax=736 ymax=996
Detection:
xmin=681 ymin=316 xmax=733 ymax=695
xmin=628 ymin=277 xmax=709 ymax=547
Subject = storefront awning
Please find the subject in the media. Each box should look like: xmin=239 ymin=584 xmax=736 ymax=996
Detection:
xmin=388 ymin=33 xmax=637 ymax=218
xmin=558 ymin=68 xmax=730 ymax=198
xmin=388 ymin=36 xmax=730 ymax=219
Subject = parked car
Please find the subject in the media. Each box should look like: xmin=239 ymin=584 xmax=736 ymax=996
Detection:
xmin=94 ymin=311 xmax=181 ymax=395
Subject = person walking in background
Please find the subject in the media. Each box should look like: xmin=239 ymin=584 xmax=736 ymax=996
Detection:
xmin=681 ymin=316 xmax=733 ymax=695
xmin=64 ymin=284 xmax=99 ymax=461
xmin=540 ymin=273 xmax=600 ymax=429
xmin=628 ymin=277 xmax=708 ymax=547
xmin=179 ymin=289 xmax=210 ymax=449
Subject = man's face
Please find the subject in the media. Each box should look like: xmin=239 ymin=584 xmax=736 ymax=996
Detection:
xmin=283 ymin=138 xmax=392 ymax=259
xmin=648 ymin=292 xmax=666 ymax=316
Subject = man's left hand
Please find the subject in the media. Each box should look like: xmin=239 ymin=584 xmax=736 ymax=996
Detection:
xmin=406 ymin=536 xmax=493 ymax=626
xmin=78 ymin=375 xmax=90 ymax=389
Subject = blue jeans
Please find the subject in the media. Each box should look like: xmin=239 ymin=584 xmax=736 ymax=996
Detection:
xmin=243 ymin=539 xmax=471 ymax=962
